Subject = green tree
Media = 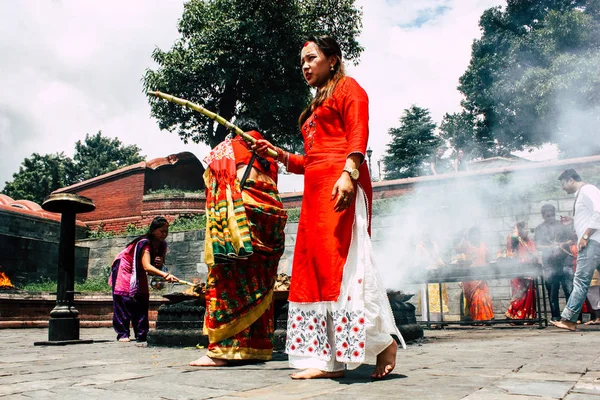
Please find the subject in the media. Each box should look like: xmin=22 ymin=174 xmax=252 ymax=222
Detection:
xmin=459 ymin=0 xmax=600 ymax=157
xmin=2 ymin=153 xmax=76 ymax=204
xmin=72 ymin=131 xmax=145 ymax=182
xmin=143 ymin=0 xmax=363 ymax=150
xmin=3 ymin=132 xmax=145 ymax=202
xmin=382 ymin=106 xmax=441 ymax=180
xmin=438 ymin=111 xmax=488 ymax=159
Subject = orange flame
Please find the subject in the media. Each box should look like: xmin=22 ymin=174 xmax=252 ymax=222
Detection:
xmin=182 ymin=278 xmax=205 ymax=297
xmin=0 ymin=271 xmax=14 ymax=288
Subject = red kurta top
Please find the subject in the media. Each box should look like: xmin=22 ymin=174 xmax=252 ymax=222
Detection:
xmin=288 ymin=77 xmax=373 ymax=303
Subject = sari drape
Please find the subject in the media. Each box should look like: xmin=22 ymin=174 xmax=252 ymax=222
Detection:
xmin=202 ymin=137 xmax=287 ymax=360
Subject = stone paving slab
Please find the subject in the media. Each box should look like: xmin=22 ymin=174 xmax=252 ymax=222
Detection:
xmin=1 ymin=327 xmax=600 ymax=399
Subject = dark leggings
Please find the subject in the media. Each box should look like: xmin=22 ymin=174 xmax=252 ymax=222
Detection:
xmin=112 ymin=294 xmax=150 ymax=341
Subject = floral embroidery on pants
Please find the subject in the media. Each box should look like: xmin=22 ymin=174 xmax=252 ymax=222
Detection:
xmin=285 ymin=307 xmax=366 ymax=363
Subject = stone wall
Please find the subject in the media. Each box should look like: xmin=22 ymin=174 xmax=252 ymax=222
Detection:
xmin=0 ymin=209 xmax=89 ymax=285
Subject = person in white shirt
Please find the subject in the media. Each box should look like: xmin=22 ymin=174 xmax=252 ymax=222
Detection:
xmin=552 ymin=169 xmax=600 ymax=331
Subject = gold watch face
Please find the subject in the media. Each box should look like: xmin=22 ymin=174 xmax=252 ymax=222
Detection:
xmin=345 ymin=167 xmax=359 ymax=180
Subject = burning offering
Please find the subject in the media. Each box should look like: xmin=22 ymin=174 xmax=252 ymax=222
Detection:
xmin=0 ymin=268 xmax=14 ymax=289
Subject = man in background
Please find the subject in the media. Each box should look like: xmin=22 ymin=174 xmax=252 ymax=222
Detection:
xmin=534 ymin=204 xmax=575 ymax=321
xmin=552 ymin=169 xmax=600 ymax=331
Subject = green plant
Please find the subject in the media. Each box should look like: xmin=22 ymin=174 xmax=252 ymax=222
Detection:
xmin=145 ymin=185 xmax=203 ymax=196
xmin=86 ymin=223 xmax=115 ymax=239
xmin=286 ymin=208 xmax=300 ymax=222
xmin=170 ymin=213 xmax=206 ymax=231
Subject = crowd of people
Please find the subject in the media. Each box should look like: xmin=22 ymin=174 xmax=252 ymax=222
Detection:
xmin=416 ymin=169 xmax=600 ymax=328
xmin=106 ymin=34 xmax=600 ymax=383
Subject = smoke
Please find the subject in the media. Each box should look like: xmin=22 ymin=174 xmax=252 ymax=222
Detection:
xmin=373 ymin=167 xmax=569 ymax=290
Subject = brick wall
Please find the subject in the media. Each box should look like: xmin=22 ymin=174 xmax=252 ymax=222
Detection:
xmin=74 ymin=172 xmax=145 ymax=225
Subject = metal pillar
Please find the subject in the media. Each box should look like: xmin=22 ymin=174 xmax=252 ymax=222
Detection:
xmin=34 ymin=193 xmax=95 ymax=346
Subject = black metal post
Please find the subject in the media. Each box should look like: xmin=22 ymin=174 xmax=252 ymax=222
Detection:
xmin=35 ymin=193 xmax=95 ymax=346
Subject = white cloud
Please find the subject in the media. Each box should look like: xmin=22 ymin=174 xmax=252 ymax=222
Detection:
xmin=0 ymin=0 xmax=208 ymax=188
xmin=0 ymin=0 xmax=505 ymax=191
xmin=349 ymin=0 xmax=504 ymax=174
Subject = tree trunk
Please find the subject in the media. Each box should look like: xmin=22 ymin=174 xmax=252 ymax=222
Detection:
xmin=209 ymin=81 xmax=238 ymax=148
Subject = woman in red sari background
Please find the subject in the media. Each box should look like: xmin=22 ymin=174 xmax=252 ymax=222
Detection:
xmin=457 ymin=227 xmax=495 ymax=322
xmin=189 ymin=120 xmax=287 ymax=367
xmin=254 ymin=35 xmax=403 ymax=380
xmin=505 ymin=222 xmax=538 ymax=321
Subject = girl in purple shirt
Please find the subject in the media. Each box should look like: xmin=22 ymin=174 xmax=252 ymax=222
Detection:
xmin=109 ymin=216 xmax=179 ymax=342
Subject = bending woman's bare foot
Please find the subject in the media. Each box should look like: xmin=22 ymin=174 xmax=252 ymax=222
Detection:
xmin=188 ymin=355 xmax=228 ymax=367
xmin=290 ymin=368 xmax=345 ymax=380
xmin=550 ymin=319 xmax=577 ymax=331
xmin=584 ymin=319 xmax=600 ymax=325
xmin=372 ymin=341 xmax=397 ymax=379
xmin=118 ymin=337 xmax=130 ymax=342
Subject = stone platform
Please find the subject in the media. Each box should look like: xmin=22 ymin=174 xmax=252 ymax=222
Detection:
xmin=2 ymin=326 xmax=600 ymax=399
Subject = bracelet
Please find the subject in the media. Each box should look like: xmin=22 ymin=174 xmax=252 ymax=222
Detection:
xmin=275 ymin=147 xmax=290 ymax=169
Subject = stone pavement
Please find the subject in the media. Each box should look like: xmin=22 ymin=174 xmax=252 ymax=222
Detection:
xmin=1 ymin=326 xmax=600 ymax=400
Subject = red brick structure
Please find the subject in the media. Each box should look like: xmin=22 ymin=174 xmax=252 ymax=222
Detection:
xmin=53 ymin=152 xmax=206 ymax=232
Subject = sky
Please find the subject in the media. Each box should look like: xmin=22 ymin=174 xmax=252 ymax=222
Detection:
xmin=0 ymin=0 xmax=542 ymax=194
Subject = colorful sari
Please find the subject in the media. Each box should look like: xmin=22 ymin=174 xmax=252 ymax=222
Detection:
xmin=415 ymin=241 xmax=450 ymax=319
xmin=505 ymin=234 xmax=537 ymax=320
xmin=459 ymin=241 xmax=495 ymax=321
xmin=203 ymin=136 xmax=287 ymax=360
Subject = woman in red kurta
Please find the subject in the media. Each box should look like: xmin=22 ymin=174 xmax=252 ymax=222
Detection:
xmin=254 ymin=35 xmax=403 ymax=380
xmin=505 ymin=222 xmax=538 ymax=321
xmin=456 ymin=227 xmax=495 ymax=322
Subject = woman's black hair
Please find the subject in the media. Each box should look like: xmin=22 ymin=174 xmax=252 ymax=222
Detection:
xmin=235 ymin=116 xmax=271 ymax=172
xmin=126 ymin=216 xmax=169 ymax=247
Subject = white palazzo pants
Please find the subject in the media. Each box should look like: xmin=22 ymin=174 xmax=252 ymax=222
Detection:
xmin=286 ymin=186 xmax=405 ymax=372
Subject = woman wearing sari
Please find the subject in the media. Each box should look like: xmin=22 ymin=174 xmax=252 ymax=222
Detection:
xmin=189 ymin=121 xmax=287 ymax=366
xmin=457 ymin=227 xmax=494 ymax=322
xmin=505 ymin=222 xmax=538 ymax=321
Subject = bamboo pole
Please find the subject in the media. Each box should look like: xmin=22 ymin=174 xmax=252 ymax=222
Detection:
xmin=147 ymin=90 xmax=278 ymax=158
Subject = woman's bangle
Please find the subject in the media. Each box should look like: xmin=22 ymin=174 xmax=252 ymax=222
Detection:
xmin=163 ymin=273 xmax=170 ymax=279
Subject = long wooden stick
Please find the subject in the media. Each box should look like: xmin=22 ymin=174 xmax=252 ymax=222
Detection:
xmin=148 ymin=90 xmax=278 ymax=158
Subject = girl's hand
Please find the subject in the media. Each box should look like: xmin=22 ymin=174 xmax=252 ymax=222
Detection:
xmin=252 ymin=139 xmax=276 ymax=158
xmin=331 ymin=173 xmax=355 ymax=212
xmin=163 ymin=273 xmax=179 ymax=283
xmin=154 ymin=256 xmax=164 ymax=268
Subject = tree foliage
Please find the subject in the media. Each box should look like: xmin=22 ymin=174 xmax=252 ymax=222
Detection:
xmin=2 ymin=132 xmax=145 ymax=204
xmin=382 ymin=106 xmax=441 ymax=180
xmin=458 ymin=0 xmax=600 ymax=157
xmin=72 ymin=131 xmax=145 ymax=182
xmin=143 ymin=0 xmax=363 ymax=150
xmin=2 ymin=153 xmax=76 ymax=204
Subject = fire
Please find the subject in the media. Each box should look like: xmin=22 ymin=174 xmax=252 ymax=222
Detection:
xmin=0 ymin=270 xmax=14 ymax=288
xmin=182 ymin=278 xmax=205 ymax=296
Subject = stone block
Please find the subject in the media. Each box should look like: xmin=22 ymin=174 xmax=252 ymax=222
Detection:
xmin=171 ymin=232 xmax=185 ymax=242
xmin=284 ymin=234 xmax=295 ymax=247
xmin=168 ymin=241 xmax=190 ymax=254
xmin=559 ymin=198 xmax=575 ymax=212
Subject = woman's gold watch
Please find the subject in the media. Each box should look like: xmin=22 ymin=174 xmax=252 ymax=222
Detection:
xmin=343 ymin=166 xmax=359 ymax=180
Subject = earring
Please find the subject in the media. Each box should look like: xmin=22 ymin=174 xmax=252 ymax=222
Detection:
xmin=330 ymin=65 xmax=334 ymax=72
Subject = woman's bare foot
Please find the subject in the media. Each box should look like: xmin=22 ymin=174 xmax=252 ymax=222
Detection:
xmin=290 ymin=368 xmax=345 ymax=380
xmin=584 ymin=319 xmax=600 ymax=325
xmin=550 ymin=319 xmax=577 ymax=331
xmin=372 ymin=341 xmax=397 ymax=379
xmin=118 ymin=337 xmax=130 ymax=342
xmin=188 ymin=355 xmax=228 ymax=367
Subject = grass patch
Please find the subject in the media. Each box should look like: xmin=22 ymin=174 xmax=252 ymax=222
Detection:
xmin=18 ymin=277 xmax=111 ymax=294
